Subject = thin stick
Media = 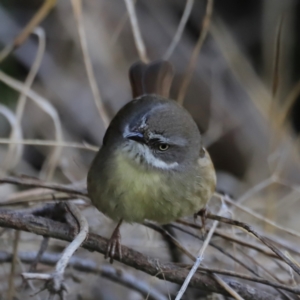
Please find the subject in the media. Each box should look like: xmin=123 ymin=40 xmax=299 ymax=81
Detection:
xmin=0 ymin=208 xmax=280 ymax=299
xmin=163 ymin=0 xmax=194 ymax=60
xmin=21 ymin=237 xmax=49 ymax=290
xmin=178 ymin=218 xmax=298 ymax=259
xmin=0 ymin=176 xmax=87 ymax=196
xmin=0 ymin=70 xmax=63 ymax=181
xmin=223 ymin=194 xmax=300 ymax=239
xmin=0 ymin=105 xmax=23 ymax=174
xmin=212 ymin=274 xmax=244 ymax=300
xmin=29 ymin=237 xmax=50 ymax=272
xmin=177 ymin=0 xmax=214 ymax=105
xmin=22 ymin=203 xmax=89 ymax=297
xmin=204 ymin=212 xmax=300 ymax=276
xmin=70 ymin=0 xmax=110 ymax=127
xmin=2 ymin=251 xmax=300 ymax=295
xmin=145 ymin=220 xmax=243 ymax=300
xmin=0 ymin=138 xmax=98 ymax=151
xmin=0 ymin=0 xmax=57 ymax=62
xmin=124 ymin=0 xmax=149 ymax=63
xmin=278 ymin=78 xmax=300 ymax=127
xmin=54 ymin=203 xmax=89 ymax=276
xmin=271 ymin=16 xmax=284 ymax=99
xmin=5 ymin=28 xmax=46 ymax=171
xmin=234 ymin=177 xmax=274 ymax=205
xmin=175 ymin=215 xmax=221 ymax=300
xmin=110 ymin=0 xmax=138 ymax=46
xmin=143 ymin=222 xmax=195 ymax=261
xmin=7 ymin=230 xmax=20 ymax=300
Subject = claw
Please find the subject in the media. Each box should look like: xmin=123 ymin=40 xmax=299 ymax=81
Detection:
xmin=196 ymin=208 xmax=208 ymax=235
xmin=105 ymin=219 xmax=123 ymax=264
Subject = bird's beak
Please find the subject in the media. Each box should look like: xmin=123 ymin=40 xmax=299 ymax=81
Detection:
xmin=126 ymin=132 xmax=146 ymax=144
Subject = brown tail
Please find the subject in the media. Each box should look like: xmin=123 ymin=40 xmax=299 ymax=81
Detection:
xmin=129 ymin=60 xmax=174 ymax=98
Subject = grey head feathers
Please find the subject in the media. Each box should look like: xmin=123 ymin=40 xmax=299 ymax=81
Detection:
xmin=102 ymin=95 xmax=201 ymax=170
xmin=102 ymin=60 xmax=201 ymax=171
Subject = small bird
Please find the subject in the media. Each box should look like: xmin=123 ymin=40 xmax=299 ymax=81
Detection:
xmin=87 ymin=60 xmax=216 ymax=262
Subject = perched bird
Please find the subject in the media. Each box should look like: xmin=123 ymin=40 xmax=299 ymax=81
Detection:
xmin=87 ymin=60 xmax=216 ymax=262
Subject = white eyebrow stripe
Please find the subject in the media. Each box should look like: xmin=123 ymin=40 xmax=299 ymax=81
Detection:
xmin=124 ymin=141 xmax=178 ymax=170
xmin=148 ymin=133 xmax=170 ymax=143
xmin=148 ymin=133 xmax=187 ymax=147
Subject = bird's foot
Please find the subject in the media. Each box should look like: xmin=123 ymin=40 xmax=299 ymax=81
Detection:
xmin=194 ymin=208 xmax=209 ymax=235
xmin=105 ymin=226 xmax=122 ymax=264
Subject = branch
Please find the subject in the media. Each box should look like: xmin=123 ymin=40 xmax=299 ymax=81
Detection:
xmin=0 ymin=176 xmax=87 ymax=196
xmin=21 ymin=203 xmax=88 ymax=299
xmin=177 ymin=0 xmax=214 ymax=105
xmin=0 ymin=206 xmax=280 ymax=300
xmin=124 ymin=0 xmax=149 ymax=62
xmin=1 ymin=251 xmax=299 ymax=297
xmin=203 ymin=212 xmax=300 ymax=276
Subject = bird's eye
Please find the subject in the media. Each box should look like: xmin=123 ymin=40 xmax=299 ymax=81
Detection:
xmin=158 ymin=143 xmax=169 ymax=151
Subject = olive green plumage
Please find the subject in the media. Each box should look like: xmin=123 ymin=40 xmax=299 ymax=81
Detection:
xmin=87 ymin=95 xmax=216 ymax=224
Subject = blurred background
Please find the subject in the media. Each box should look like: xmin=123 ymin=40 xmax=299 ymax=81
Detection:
xmin=0 ymin=0 xmax=300 ymax=299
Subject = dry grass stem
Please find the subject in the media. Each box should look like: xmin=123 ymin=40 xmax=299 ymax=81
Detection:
xmin=0 ymin=138 xmax=98 ymax=152
xmin=163 ymin=0 xmax=194 ymax=60
xmin=2 ymin=251 xmax=300 ymax=295
xmin=210 ymin=18 xmax=271 ymax=118
xmin=223 ymin=194 xmax=300 ymax=239
xmin=175 ymin=203 xmax=237 ymax=300
xmin=4 ymin=28 xmax=46 ymax=172
xmin=7 ymin=230 xmax=20 ymax=300
xmin=271 ymin=16 xmax=284 ymax=99
xmin=0 ymin=206 xmax=286 ymax=299
xmin=0 ymin=176 xmax=87 ymax=196
xmin=0 ymin=104 xmax=23 ymax=174
xmin=0 ymin=70 xmax=63 ymax=181
xmin=70 ymin=0 xmax=110 ymax=128
xmin=0 ymin=0 xmax=57 ymax=62
xmin=22 ymin=202 xmax=88 ymax=298
xmin=177 ymin=0 xmax=214 ymax=105
xmin=204 ymin=212 xmax=300 ymax=276
xmin=124 ymin=0 xmax=149 ymax=63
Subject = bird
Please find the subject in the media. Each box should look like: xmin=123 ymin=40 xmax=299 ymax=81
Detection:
xmin=87 ymin=60 xmax=216 ymax=263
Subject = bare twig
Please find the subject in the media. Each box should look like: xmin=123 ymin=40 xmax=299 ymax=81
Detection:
xmin=29 ymin=237 xmax=50 ymax=273
xmin=234 ymin=177 xmax=274 ymax=205
xmin=223 ymin=194 xmax=300 ymax=239
xmin=0 ymin=176 xmax=87 ymax=196
xmin=213 ymin=229 xmax=277 ymax=259
xmin=0 ymin=190 xmax=86 ymax=207
xmin=271 ymin=16 xmax=284 ymax=99
xmin=1 ymin=252 xmax=300 ymax=296
xmin=0 ymin=207 xmax=281 ymax=299
xmin=0 ymin=105 xmax=23 ymax=174
xmin=278 ymin=78 xmax=300 ymax=127
xmin=171 ymin=223 xmax=276 ymax=275
xmin=124 ymin=0 xmax=149 ymax=62
xmin=21 ymin=237 xmax=50 ymax=290
xmin=175 ymin=219 xmax=220 ymax=299
xmin=143 ymin=221 xmax=195 ymax=261
xmin=0 ymin=70 xmax=63 ymax=180
xmin=7 ymin=230 xmax=20 ymax=300
xmin=204 ymin=212 xmax=300 ymax=276
xmin=177 ymin=0 xmax=214 ymax=105
xmin=163 ymin=0 xmax=194 ymax=60
xmin=22 ymin=203 xmax=88 ymax=299
xmin=70 ymin=0 xmax=110 ymax=127
xmin=0 ymin=0 xmax=57 ymax=62
xmin=175 ymin=204 xmax=236 ymax=300
xmin=0 ymin=138 xmax=98 ymax=152
xmin=5 ymin=28 xmax=46 ymax=171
